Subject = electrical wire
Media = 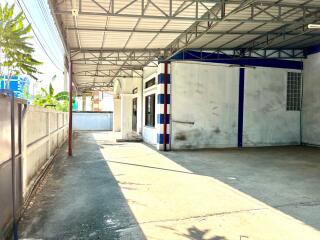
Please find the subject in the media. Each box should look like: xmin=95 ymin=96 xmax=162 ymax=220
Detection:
xmin=21 ymin=0 xmax=63 ymax=63
xmin=18 ymin=0 xmax=63 ymax=70
xmin=15 ymin=0 xmax=64 ymax=72
xmin=36 ymin=0 xmax=62 ymax=45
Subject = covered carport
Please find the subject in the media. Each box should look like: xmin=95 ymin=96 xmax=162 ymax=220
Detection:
xmin=47 ymin=0 xmax=320 ymax=150
xmin=18 ymin=0 xmax=320 ymax=239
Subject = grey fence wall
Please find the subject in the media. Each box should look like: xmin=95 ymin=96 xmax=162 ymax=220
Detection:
xmin=23 ymin=106 xmax=68 ymax=196
xmin=73 ymin=112 xmax=113 ymax=131
xmin=0 ymin=94 xmax=24 ymax=239
xmin=0 ymin=94 xmax=68 ymax=239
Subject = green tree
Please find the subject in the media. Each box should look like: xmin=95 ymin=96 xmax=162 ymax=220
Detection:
xmin=0 ymin=3 xmax=41 ymax=88
xmin=33 ymin=75 xmax=69 ymax=112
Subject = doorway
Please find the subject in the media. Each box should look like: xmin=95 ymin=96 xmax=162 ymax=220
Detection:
xmin=132 ymin=97 xmax=137 ymax=132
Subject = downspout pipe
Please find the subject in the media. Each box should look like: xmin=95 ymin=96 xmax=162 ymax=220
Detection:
xmin=141 ymin=75 xmax=144 ymax=136
xmin=238 ymin=65 xmax=245 ymax=148
xmin=68 ymin=61 xmax=73 ymax=156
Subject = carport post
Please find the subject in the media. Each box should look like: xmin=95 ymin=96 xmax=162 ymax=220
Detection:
xmin=163 ymin=61 xmax=168 ymax=151
xmin=238 ymin=65 xmax=245 ymax=148
xmin=68 ymin=60 xmax=73 ymax=156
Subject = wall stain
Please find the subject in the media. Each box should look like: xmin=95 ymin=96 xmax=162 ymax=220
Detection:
xmin=175 ymin=132 xmax=187 ymax=141
xmin=214 ymin=127 xmax=221 ymax=134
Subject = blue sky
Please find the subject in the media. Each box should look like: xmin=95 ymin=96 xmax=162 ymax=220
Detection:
xmin=5 ymin=0 xmax=66 ymax=92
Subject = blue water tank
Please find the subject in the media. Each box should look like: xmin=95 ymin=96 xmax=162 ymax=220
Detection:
xmin=0 ymin=75 xmax=30 ymax=98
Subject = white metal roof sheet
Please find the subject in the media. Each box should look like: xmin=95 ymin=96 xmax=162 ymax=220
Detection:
xmin=51 ymin=0 xmax=320 ymax=91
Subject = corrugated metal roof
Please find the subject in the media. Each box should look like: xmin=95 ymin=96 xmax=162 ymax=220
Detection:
xmin=50 ymin=0 xmax=320 ymax=91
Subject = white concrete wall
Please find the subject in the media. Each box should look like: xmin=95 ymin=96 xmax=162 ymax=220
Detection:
xmin=302 ymin=52 xmax=320 ymax=146
xmin=171 ymin=62 xmax=239 ymax=149
xmin=23 ymin=106 xmax=68 ymax=196
xmin=73 ymin=112 xmax=113 ymax=131
xmin=112 ymin=65 xmax=158 ymax=142
xmin=244 ymin=67 xmax=301 ymax=146
xmin=113 ymin=77 xmax=144 ymax=138
xmin=101 ymin=92 xmax=114 ymax=111
xmin=142 ymin=70 xmax=158 ymax=146
xmin=170 ymin=62 xmax=302 ymax=149
xmin=85 ymin=96 xmax=92 ymax=111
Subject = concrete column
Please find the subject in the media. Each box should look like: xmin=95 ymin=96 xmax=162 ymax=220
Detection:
xmin=156 ymin=63 xmax=171 ymax=151
xmin=138 ymin=77 xmax=143 ymax=135
xmin=82 ymin=95 xmax=86 ymax=111
xmin=113 ymin=98 xmax=121 ymax=132
xmin=120 ymin=93 xmax=133 ymax=139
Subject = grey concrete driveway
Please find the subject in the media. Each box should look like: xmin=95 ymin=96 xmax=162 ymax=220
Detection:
xmin=19 ymin=132 xmax=145 ymax=240
xmin=19 ymin=132 xmax=320 ymax=240
xmin=162 ymin=145 xmax=320 ymax=231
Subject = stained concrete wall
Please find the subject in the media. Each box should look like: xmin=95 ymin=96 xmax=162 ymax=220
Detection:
xmin=302 ymin=52 xmax=320 ymax=146
xmin=171 ymin=62 xmax=239 ymax=149
xmin=170 ymin=62 xmax=301 ymax=149
xmin=244 ymin=67 xmax=301 ymax=146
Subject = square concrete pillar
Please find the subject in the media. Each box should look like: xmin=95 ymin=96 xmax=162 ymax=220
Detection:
xmin=113 ymin=98 xmax=121 ymax=132
xmin=120 ymin=93 xmax=133 ymax=139
xmin=82 ymin=95 xmax=86 ymax=111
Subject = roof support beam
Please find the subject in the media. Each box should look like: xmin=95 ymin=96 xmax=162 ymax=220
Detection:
xmin=200 ymin=0 xmax=284 ymax=49
xmin=236 ymin=0 xmax=320 ymax=50
xmin=74 ymin=69 xmax=142 ymax=77
xmin=164 ymin=0 xmax=258 ymax=59
xmin=71 ymin=50 xmax=161 ymax=67
xmin=164 ymin=0 xmax=319 ymax=59
xmin=174 ymin=49 xmax=305 ymax=59
xmin=73 ymin=63 xmax=147 ymax=67
xmin=77 ymin=82 xmax=114 ymax=92
xmin=71 ymin=48 xmax=305 ymax=60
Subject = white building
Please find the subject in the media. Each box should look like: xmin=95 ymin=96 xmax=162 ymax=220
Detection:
xmin=113 ymin=49 xmax=320 ymax=151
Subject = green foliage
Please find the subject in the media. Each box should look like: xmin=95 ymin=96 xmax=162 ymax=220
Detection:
xmin=33 ymin=75 xmax=69 ymax=112
xmin=21 ymin=85 xmax=31 ymax=100
xmin=0 ymin=3 xmax=42 ymax=87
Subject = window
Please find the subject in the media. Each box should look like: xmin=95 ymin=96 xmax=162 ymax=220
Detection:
xmin=145 ymin=78 xmax=155 ymax=89
xmin=287 ymin=72 xmax=302 ymax=111
xmin=145 ymin=94 xmax=155 ymax=127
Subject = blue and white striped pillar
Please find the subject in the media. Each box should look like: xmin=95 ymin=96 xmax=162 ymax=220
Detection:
xmin=156 ymin=62 xmax=171 ymax=151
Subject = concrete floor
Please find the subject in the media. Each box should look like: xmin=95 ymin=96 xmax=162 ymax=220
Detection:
xmin=19 ymin=132 xmax=320 ymax=240
xmin=163 ymin=146 xmax=320 ymax=230
xmin=19 ymin=132 xmax=145 ymax=239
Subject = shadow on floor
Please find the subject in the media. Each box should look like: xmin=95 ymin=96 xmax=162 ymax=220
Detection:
xmin=181 ymin=226 xmax=226 ymax=240
xmin=158 ymin=146 xmax=320 ymax=230
xmin=19 ymin=133 xmax=146 ymax=239
xmin=175 ymin=226 xmax=227 ymax=240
